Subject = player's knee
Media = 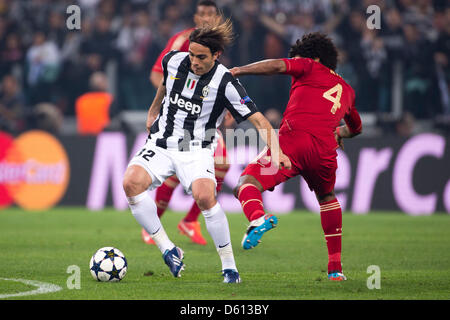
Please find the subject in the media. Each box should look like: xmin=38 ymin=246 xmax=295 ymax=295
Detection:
xmin=232 ymin=178 xmax=244 ymax=198
xmin=123 ymin=170 xmax=150 ymax=197
xmin=316 ymin=191 xmax=335 ymax=203
xmin=123 ymin=177 xmax=142 ymax=197
xmin=193 ymin=190 xmax=215 ymax=211
xmin=233 ymin=175 xmax=262 ymax=198
xmin=232 ymin=186 xmax=239 ymax=199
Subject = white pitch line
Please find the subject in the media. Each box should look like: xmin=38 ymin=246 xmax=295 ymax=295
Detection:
xmin=0 ymin=278 xmax=62 ymax=299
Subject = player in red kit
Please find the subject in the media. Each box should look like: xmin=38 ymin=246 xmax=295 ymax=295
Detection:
xmin=142 ymin=0 xmax=231 ymax=246
xmin=230 ymin=33 xmax=362 ymax=281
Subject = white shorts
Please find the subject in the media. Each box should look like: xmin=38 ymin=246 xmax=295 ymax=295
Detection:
xmin=128 ymin=140 xmax=216 ymax=194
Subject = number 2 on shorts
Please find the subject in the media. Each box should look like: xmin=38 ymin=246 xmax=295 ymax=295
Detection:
xmin=323 ymin=83 xmax=343 ymax=114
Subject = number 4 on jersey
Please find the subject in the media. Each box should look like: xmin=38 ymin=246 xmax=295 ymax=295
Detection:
xmin=323 ymin=83 xmax=343 ymax=114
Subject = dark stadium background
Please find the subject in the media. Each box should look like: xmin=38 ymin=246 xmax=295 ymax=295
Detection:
xmin=0 ymin=0 xmax=449 ymax=214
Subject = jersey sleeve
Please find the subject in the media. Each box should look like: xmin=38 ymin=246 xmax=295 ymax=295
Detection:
xmin=281 ymin=57 xmax=314 ymax=78
xmin=343 ymin=95 xmax=362 ymax=135
xmin=161 ymin=50 xmax=179 ymax=86
xmin=223 ymin=77 xmax=259 ymax=124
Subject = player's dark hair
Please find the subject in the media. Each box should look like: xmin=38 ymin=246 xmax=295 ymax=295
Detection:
xmin=197 ymin=0 xmax=219 ymax=14
xmin=189 ymin=18 xmax=234 ymax=54
xmin=288 ymin=32 xmax=338 ymax=71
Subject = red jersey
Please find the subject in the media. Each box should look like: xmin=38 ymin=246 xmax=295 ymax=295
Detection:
xmin=280 ymin=57 xmax=362 ymax=150
xmin=151 ymin=28 xmax=194 ymax=74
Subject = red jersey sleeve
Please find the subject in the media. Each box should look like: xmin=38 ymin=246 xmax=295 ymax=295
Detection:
xmin=151 ymin=28 xmax=193 ymax=74
xmin=343 ymin=95 xmax=362 ymax=135
xmin=281 ymin=57 xmax=314 ymax=78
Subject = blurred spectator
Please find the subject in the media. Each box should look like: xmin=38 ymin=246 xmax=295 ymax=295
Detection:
xmin=395 ymin=112 xmax=416 ymax=137
xmin=75 ymin=72 xmax=113 ymax=135
xmin=402 ymin=23 xmax=434 ymax=119
xmin=0 ymin=0 xmax=447 ymax=135
xmin=380 ymin=7 xmax=405 ymax=59
xmin=46 ymin=10 xmax=67 ymax=48
xmin=264 ymin=108 xmax=282 ymax=129
xmin=80 ymin=14 xmax=118 ymax=69
xmin=430 ymin=8 xmax=450 ymax=115
xmin=256 ymin=32 xmax=291 ymax=113
xmin=25 ymin=30 xmax=61 ymax=105
xmin=401 ymin=0 xmax=434 ymax=41
xmin=259 ymin=12 xmax=320 ymax=45
xmin=229 ymin=10 xmax=269 ymax=110
xmin=359 ymin=30 xmax=388 ymax=112
xmin=0 ymin=32 xmax=25 ymax=78
xmin=0 ymin=74 xmax=26 ymax=133
xmin=116 ymin=9 xmax=156 ymax=110
xmin=32 ymin=102 xmax=64 ymax=134
xmin=161 ymin=1 xmax=189 ymax=35
xmin=336 ymin=48 xmax=357 ymax=89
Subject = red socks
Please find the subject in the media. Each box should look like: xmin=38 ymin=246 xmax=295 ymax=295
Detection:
xmin=320 ymin=199 xmax=343 ymax=273
xmin=154 ymin=176 xmax=179 ymax=217
xmin=237 ymin=183 xmax=265 ymax=222
xmin=184 ymin=203 xmax=201 ymax=223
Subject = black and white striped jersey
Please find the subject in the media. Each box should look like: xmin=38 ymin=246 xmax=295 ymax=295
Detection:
xmin=149 ymin=51 xmax=259 ymax=151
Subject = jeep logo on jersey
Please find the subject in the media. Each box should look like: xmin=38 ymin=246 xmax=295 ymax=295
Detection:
xmin=169 ymin=92 xmax=202 ymax=115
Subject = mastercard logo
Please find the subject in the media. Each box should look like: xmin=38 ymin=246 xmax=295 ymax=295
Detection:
xmin=0 ymin=130 xmax=70 ymax=210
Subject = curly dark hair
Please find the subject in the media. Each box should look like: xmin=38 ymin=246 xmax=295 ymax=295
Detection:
xmin=288 ymin=32 xmax=338 ymax=71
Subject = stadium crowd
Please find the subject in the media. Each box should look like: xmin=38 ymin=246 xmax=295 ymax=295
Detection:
xmin=0 ymin=0 xmax=449 ymax=135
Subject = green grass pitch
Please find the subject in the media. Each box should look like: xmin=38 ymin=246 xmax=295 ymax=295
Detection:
xmin=0 ymin=207 xmax=449 ymax=300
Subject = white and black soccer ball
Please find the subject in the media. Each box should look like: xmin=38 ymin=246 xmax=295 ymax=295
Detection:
xmin=89 ymin=247 xmax=128 ymax=282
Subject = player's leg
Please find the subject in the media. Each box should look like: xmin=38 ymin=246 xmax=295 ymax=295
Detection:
xmin=178 ymin=162 xmax=229 ymax=245
xmin=125 ymin=146 xmax=185 ymax=277
xmin=316 ymin=189 xmax=346 ymax=281
xmin=234 ymin=174 xmax=265 ymax=221
xmin=212 ymin=134 xmax=230 ymax=201
xmin=182 ymin=162 xmax=229 ymax=222
xmin=234 ymin=173 xmax=280 ymax=250
xmin=303 ymin=146 xmax=345 ymax=281
xmin=234 ymin=147 xmax=297 ymax=250
xmin=156 ymin=175 xmax=180 ymax=217
xmin=191 ymin=178 xmax=240 ymax=283
xmin=123 ymin=166 xmax=178 ymax=253
xmin=177 ymin=137 xmax=230 ymax=245
xmin=142 ymin=175 xmax=180 ymax=245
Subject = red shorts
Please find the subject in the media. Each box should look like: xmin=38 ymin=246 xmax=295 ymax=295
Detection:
xmin=241 ymin=128 xmax=337 ymax=196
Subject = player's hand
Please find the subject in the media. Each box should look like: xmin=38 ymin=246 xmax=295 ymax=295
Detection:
xmin=335 ymin=130 xmax=344 ymax=150
xmin=229 ymin=67 xmax=240 ymax=77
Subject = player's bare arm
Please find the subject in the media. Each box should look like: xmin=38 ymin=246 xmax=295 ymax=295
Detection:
xmin=335 ymin=115 xmax=363 ymax=150
xmin=336 ymin=124 xmax=361 ymax=139
xmin=146 ymin=80 xmax=166 ymax=132
xmin=247 ymin=112 xmax=292 ymax=170
xmin=230 ymin=59 xmax=286 ymax=77
xmin=150 ymin=70 xmax=164 ymax=88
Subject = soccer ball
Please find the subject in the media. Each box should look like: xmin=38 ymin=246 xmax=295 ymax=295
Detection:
xmin=89 ymin=247 xmax=128 ymax=282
